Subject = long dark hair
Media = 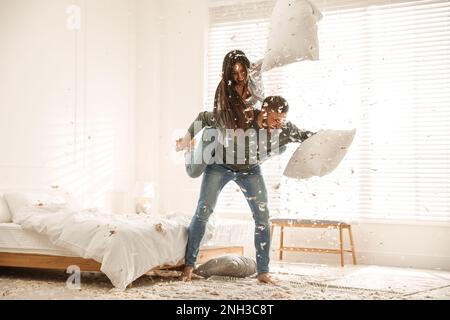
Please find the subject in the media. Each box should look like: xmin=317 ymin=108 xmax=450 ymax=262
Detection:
xmin=213 ymin=50 xmax=252 ymax=130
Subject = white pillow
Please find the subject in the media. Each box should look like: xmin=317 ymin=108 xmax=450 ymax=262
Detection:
xmin=262 ymin=0 xmax=322 ymax=72
xmin=3 ymin=191 xmax=70 ymax=217
xmin=0 ymin=194 xmax=12 ymax=223
xmin=283 ymin=129 xmax=356 ymax=180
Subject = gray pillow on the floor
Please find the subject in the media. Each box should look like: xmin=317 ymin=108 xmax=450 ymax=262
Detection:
xmin=193 ymin=254 xmax=257 ymax=278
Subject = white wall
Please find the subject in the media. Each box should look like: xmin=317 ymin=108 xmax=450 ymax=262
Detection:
xmin=0 ymin=0 xmax=136 ymax=212
xmin=135 ymin=0 xmax=162 ymax=214
xmin=0 ymin=0 xmax=201 ymax=213
xmin=135 ymin=0 xmax=208 ymax=215
xmin=158 ymin=0 xmax=208 ymax=215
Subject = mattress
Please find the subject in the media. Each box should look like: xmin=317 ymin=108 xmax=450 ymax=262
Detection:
xmin=0 ymin=223 xmax=77 ymax=257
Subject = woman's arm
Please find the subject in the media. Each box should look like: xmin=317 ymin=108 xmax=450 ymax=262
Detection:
xmin=248 ymin=59 xmax=265 ymax=104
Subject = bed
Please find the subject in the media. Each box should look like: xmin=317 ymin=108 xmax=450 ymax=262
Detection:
xmin=0 ymin=192 xmax=248 ymax=289
xmin=0 ymin=222 xmax=243 ymax=274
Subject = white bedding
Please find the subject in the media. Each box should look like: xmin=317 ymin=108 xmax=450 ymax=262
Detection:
xmin=0 ymin=222 xmax=76 ymax=256
xmin=3 ymin=202 xmax=212 ymax=290
xmin=0 ymin=219 xmax=251 ymax=255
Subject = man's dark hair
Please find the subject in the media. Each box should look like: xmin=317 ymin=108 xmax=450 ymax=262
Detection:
xmin=262 ymin=96 xmax=289 ymax=113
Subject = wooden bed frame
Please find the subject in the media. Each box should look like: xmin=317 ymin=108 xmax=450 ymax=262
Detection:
xmin=0 ymin=246 xmax=243 ymax=272
xmin=0 ymin=246 xmax=244 ymax=285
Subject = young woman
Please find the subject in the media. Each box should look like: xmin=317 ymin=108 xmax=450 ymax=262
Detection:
xmin=176 ymin=49 xmax=263 ymax=152
xmin=180 ymin=50 xmax=264 ymax=178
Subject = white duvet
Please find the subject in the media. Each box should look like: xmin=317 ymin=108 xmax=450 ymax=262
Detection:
xmin=3 ymin=192 xmax=211 ymax=290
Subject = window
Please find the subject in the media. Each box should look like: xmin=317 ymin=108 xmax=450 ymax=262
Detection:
xmin=207 ymin=0 xmax=450 ymax=221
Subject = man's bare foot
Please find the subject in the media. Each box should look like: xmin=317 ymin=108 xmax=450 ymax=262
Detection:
xmin=180 ymin=266 xmax=194 ymax=282
xmin=257 ymin=273 xmax=277 ymax=284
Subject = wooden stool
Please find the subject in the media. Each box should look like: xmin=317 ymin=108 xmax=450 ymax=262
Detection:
xmin=270 ymin=218 xmax=357 ymax=267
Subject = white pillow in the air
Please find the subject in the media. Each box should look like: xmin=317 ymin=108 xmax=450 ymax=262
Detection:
xmin=262 ymin=0 xmax=322 ymax=72
xmin=0 ymin=194 xmax=12 ymax=223
xmin=283 ymin=129 xmax=356 ymax=180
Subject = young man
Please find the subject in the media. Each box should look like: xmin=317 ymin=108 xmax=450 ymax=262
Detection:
xmin=181 ymin=96 xmax=314 ymax=178
xmin=176 ymin=96 xmax=315 ymax=283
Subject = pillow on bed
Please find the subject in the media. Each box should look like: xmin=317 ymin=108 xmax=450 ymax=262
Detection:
xmin=0 ymin=194 xmax=12 ymax=223
xmin=262 ymin=0 xmax=322 ymax=72
xmin=3 ymin=191 xmax=71 ymax=218
xmin=283 ymin=129 xmax=356 ymax=180
xmin=193 ymin=254 xmax=256 ymax=278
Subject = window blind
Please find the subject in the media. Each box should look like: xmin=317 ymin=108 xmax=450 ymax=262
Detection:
xmin=207 ymin=0 xmax=450 ymax=221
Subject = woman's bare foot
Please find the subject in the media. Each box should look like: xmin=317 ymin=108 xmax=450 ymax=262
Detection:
xmin=257 ymin=273 xmax=277 ymax=284
xmin=180 ymin=266 xmax=194 ymax=282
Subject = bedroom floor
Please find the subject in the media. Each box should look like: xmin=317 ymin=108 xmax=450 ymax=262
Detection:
xmin=1 ymin=262 xmax=449 ymax=300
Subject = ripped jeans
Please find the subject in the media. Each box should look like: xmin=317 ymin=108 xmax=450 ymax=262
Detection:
xmin=185 ymin=163 xmax=271 ymax=274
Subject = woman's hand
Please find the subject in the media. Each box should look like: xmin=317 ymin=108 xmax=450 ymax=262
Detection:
xmin=176 ymin=134 xmax=196 ymax=152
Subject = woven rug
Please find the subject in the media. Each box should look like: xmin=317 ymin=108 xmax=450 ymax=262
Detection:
xmin=3 ymin=266 xmax=446 ymax=300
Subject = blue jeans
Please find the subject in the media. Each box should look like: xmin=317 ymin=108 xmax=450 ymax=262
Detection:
xmin=185 ymin=163 xmax=271 ymax=274
xmin=184 ymin=128 xmax=216 ymax=178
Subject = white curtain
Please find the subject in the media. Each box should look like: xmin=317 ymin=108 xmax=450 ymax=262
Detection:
xmin=207 ymin=0 xmax=450 ymax=222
